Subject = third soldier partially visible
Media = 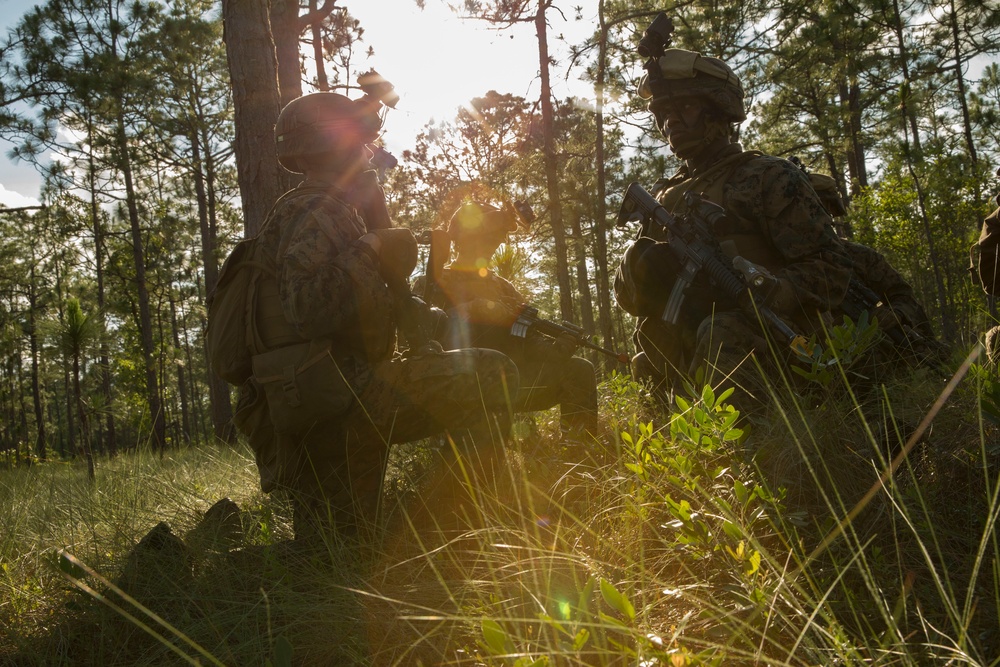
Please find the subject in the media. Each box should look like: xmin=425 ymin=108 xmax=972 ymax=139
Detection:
xmin=796 ymin=161 xmax=948 ymax=371
xmin=971 ymin=172 xmax=1000 ymax=364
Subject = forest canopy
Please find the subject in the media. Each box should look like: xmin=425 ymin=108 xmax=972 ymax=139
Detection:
xmin=0 ymin=0 xmax=996 ymax=458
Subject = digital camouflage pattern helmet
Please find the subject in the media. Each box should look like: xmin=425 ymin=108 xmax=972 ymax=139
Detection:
xmin=638 ymin=48 xmax=746 ymax=123
xmin=274 ymin=92 xmax=383 ymax=173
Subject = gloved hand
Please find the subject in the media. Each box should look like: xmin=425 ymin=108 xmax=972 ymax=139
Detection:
xmin=551 ymin=332 xmax=579 ymax=359
xmin=738 ymin=268 xmax=796 ymax=315
xmin=396 ymin=294 xmax=444 ymax=357
xmin=370 ymin=227 xmax=417 ymax=291
xmin=616 ymin=237 xmax=683 ymax=317
xmin=422 ymin=306 xmax=450 ymax=342
xmin=870 ymin=302 xmax=911 ymax=335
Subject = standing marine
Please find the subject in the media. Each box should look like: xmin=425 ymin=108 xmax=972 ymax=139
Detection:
xmin=220 ymin=80 xmax=519 ymax=540
xmin=613 ymin=15 xmax=852 ymax=410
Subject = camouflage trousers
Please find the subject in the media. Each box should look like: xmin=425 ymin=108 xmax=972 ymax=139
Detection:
xmin=234 ymin=348 xmax=518 ymax=537
xmin=512 ymin=355 xmax=598 ymax=434
xmin=632 ymin=309 xmax=776 ymax=412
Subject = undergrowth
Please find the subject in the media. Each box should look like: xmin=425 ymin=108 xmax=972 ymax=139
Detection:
xmin=2 ymin=326 xmax=999 ymax=665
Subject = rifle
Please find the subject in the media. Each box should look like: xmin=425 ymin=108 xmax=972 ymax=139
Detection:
xmin=617 ymin=182 xmax=810 ymax=355
xmin=512 ymin=304 xmax=630 ymax=365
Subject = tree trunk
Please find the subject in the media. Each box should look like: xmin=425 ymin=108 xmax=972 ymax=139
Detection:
xmin=88 ymin=145 xmax=117 ymax=458
xmin=117 ymin=113 xmax=167 ymax=452
xmin=222 ymin=0 xmax=290 ymax=237
xmin=64 ymin=361 xmax=76 ymax=457
xmin=270 ymin=0 xmax=338 ymax=104
xmin=310 ymin=0 xmax=328 ymax=91
xmin=270 ymin=0 xmax=304 ymax=107
xmin=169 ymin=290 xmax=192 ymax=445
xmin=838 ymin=77 xmax=868 ymax=194
xmin=73 ymin=354 xmax=95 ymax=480
xmin=591 ymin=0 xmax=615 ymax=348
xmin=180 ymin=293 xmax=206 ymax=445
xmin=535 ymin=1 xmax=574 ymax=322
xmin=948 ymin=0 xmax=978 ymax=169
xmin=888 ymin=0 xmax=924 ymax=157
xmin=191 ymin=130 xmax=235 ymax=442
xmin=570 ymin=213 xmax=594 ymax=333
xmin=28 ymin=262 xmax=46 ymax=460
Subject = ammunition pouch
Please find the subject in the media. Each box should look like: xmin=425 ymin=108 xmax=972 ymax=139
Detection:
xmin=251 ymin=340 xmax=356 ymax=435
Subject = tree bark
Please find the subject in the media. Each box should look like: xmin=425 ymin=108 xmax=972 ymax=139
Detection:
xmin=591 ymin=0 xmax=615 ymax=348
xmin=28 ymin=261 xmax=47 ymax=460
xmin=169 ymin=290 xmax=192 ymax=445
xmin=117 ymin=112 xmax=167 ymax=451
xmin=221 ymin=0 xmax=289 ymax=237
xmin=270 ymin=0 xmax=338 ymax=104
xmin=535 ymin=1 xmax=574 ymax=322
xmin=570 ymin=213 xmax=594 ymax=334
xmin=88 ymin=144 xmax=117 ymax=458
xmin=191 ymin=130 xmax=235 ymax=441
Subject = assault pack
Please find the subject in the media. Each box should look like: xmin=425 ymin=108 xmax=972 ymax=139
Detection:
xmin=205 ymin=235 xmax=274 ymax=385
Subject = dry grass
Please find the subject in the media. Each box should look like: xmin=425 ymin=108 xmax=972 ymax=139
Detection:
xmin=2 ymin=362 xmax=999 ymax=666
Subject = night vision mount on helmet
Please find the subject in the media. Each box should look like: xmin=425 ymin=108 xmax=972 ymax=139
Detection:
xmin=635 ymin=13 xmax=746 ymax=124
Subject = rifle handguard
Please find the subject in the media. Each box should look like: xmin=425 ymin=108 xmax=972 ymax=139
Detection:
xmin=732 ymin=255 xmax=775 ymax=289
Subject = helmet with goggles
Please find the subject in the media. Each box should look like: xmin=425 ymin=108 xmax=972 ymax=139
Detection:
xmin=274 ymin=70 xmax=398 ymax=174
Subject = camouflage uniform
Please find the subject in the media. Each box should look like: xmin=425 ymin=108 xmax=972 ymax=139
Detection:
xmin=797 ymin=161 xmax=946 ymax=367
xmin=416 ymin=265 xmax=598 ymax=433
xmin=835 ymin=240 xmax=950 ymax=371
xmin=973 ymin=196 xmax=1000 ymax=364
xmin=840 ymin=240 xmax=935 ymax=339
xmin=233 ymin=181 xmax=518 ymax=535
xmin=615 ymin=144 xmax=853 ymax=405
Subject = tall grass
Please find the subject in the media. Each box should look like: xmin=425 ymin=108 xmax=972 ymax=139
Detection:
xmin=1 ymin=350 xmax=998 ymax=665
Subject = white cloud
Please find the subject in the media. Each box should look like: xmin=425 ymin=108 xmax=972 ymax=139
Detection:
xmin=0 ymin=182 xmax=40 ymax=208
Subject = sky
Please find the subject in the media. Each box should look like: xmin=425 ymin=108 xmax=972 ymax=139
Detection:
xmin=0 ymin=0 xmax=603 ymax=208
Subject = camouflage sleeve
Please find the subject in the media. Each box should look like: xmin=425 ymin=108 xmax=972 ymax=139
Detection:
xmin=845 ymin=241 xmax=913 ymax=302
xmin=976 ymin=206 xmax=1000 ymax=295
xmin=845 ymin=240 xmax=932 ymax=330
xmin=733 ymin=157 xmax=852 ymax=312
xmin=274 ymin=194 xmax=393 ymax=341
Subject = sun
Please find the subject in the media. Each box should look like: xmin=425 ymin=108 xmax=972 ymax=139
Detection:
xmin=344 ymin=0 xmax=586 ymax=154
